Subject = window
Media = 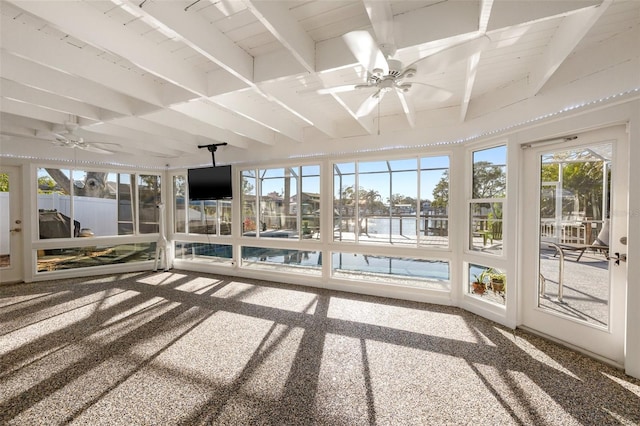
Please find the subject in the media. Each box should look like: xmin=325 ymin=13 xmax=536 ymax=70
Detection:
xmin=174 ymin=175 xmax=186 ymax=233
xmin=138 ymin=174 xmax=161 ymax=234
xmin=241 ymin=165 xmax=320 ymax=239
xmin=241 ymin=169 xmax=257 ymax=234
xmin=37 ymin=242 xmax=155 ymax=272
xmin=468 ymin=263 xmax=506 ymax=305
xmin=241 ymin=246 xmax=322 ymax=274
xmin=174 ymin=174 xmax=232 ymax=235
xmin=332 ymin=252 xmax=449 ymax=290
xmin=37 ymin=168 xmax=160 ymax=239
xmin=118 ymin=173 xmax=135 ymax=235
xmin=469 ymin=146 xmax=506 ymax=254
xmin=333 ymin=156 xmax=449 ymax=247
xmin=175 ymin=242 xmax=232 ymax=263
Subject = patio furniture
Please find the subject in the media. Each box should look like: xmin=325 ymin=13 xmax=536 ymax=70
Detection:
xmin=548 ymin=242 xmax=609 ymax=262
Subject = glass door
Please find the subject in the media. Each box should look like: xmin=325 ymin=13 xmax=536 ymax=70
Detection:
xmin=0 ymin=166 xmax=23 ymax=283
xmin=521 ymin=126 xmax=628 ymax=365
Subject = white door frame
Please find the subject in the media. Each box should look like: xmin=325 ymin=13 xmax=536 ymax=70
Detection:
xmin=520 ymin=125 xmax=628 ymax=366
xmin=0 ymin=165 xmax=24 ymax=284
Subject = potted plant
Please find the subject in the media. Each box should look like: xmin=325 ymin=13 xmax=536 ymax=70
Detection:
xmin=471 ymin=269 xmax=489 ymax=295
xmin=489 ymin=269 xmax=506 ymax=294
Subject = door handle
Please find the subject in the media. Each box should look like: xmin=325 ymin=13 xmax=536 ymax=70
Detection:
xmin=609 ymin=252 xmax=627 ymax=265
xmin=9 ymin=227 xmax=21 ymax=233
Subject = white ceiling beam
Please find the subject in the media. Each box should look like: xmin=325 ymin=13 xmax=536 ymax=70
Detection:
xmin=0 ymin=15 xmax=193 ymax=108
xmin=0 ymin=112 xmax=53 ymax=133
xmin=0 ymin=78 xmax=108 ymax=122
xmin=0 ymin=53 xmax=143 ymax=117
xmin=244 ymin=0 xmax=377 ymax=135
xmin=132 ymin=0 xmax=253 ymax=86
xmin=116 ymin=0 xmax=307 ymax=143
xmin=109 ymin=116 xmax=226 ymax=149
xmin=171 ymin=100 xmax=275 ymax=146
xmin=82 ymin=122 xmax=193 ymax=156
xmin=244 ymin=0 xmax=315 ymax=72
xmin=460 ymin=52 xmax=482 ymax=122
xmin=142 ymin=108 xmax=251 ymax=150
xmin=528 ymin=1 xmax=612 ymax=96
xmin=0 ymin=122 xmax=38 ymax=138
xmin=0 ymin=97 xmax=72 ymax=125
xmin=241 ymin=0 xmax=330 ymax=139
xmin=461 ymin=0 xmax=494 ymax=121
xmin=9 ymin=0 xmax=278 ymax=146
xmin=479 ymin=0 xmax=495 ymax=34
xmin=363 ymin=0 xmax=395 ymax=46
xmin=10 ymin=0 xmax=209 ymax=96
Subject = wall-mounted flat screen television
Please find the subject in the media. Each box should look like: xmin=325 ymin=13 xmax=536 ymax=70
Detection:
xmin=187 ymin=165 xmax=232 ymax=200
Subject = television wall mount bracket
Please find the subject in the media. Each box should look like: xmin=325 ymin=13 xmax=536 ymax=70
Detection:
xmin=197 ymin=143 xmax=227 ymax=166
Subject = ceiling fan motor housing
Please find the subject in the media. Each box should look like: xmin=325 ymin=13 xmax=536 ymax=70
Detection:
xmin=387 ymin=59 xmax=403 ymax=77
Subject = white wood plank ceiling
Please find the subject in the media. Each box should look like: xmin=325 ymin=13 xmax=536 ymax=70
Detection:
xmin=0 ymin=0 xmax=638 ymax=160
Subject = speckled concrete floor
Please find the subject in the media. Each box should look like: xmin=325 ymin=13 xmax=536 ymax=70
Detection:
xmin=1 ymin=270 xmax=639 ymax=425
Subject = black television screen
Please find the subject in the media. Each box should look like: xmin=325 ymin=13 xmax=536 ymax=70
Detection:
xmin=187 ymin=165 xmax=233 ymax=200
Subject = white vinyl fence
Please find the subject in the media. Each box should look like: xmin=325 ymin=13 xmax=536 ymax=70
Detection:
xmin=38 ymin=193 xmax=118 ymax=237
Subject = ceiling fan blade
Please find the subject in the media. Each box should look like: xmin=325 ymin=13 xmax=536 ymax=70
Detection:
xmin=318 ymin=83 xmax=378 ymax=95
xmin=343 ymin=30 xmax=389 ymax=74
xmin=406 ymin=82 xmax=453 ymax=101
xmin=363 ymin=0 xmax=395 ymax=47
xmin=396 ymin=90 xmax=415 ymax=128
xmin=78 ymin=144 xmax=115 ymax=155
xmin=356 ymin=90 xmax=385 ymax=118
xmin=407 ymin=35 xmax=491 ymax=75
xmin=317 ymin=84 xmax=359 ymax=95
xmin=52 ymin=137 xmax=70 ymax=147
xmin=53 ymin=132 xmax=69 ymax=140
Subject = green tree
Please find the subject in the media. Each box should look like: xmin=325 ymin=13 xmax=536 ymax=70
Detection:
xmin=472 ymin=161 xmax=506 ymax=199
xmin=37 ymin=175 xmax=57 ymax=194
xmin=0 ymin=173 xmax=9 ymax=192
xmin=431 ymin=170 xmax=449 ymax=209
xmin=360 ymin=188 xmax=381 ymax=215
xmin=542 ymin=161 xmax=607 ymax=220
xmin=336 ymin=185 xmax=356 ymax=214
xmin=563 ymin=161 xmax=605 ymax=219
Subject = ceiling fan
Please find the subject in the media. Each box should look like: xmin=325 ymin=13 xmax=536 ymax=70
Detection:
xmin=52 ymin=122 xmax=119 ymax=155
xmin=319 ymin=1 xmax=490 ymax=126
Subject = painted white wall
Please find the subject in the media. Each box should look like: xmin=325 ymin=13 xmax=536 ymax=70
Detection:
xmin=624 ymin=103 xmax=640 ymax=379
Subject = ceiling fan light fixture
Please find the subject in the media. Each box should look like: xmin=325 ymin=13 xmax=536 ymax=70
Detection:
xmin=398 ymin=83 xmax=412 ymax=92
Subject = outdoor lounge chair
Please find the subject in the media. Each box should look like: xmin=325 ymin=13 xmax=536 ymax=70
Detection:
xmin=548 ymin=220 xmax=609 ymax=261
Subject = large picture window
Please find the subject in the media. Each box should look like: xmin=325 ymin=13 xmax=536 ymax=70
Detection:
xmin=37 ymin=168 xmax=160 ymax=239
xmin=333 ymin=156 xmax=449 ymax=247
xmin=241 ymin=165 xmax=320 ymax=239
xmin=174 ymin=174 xmax=232 ymax=235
